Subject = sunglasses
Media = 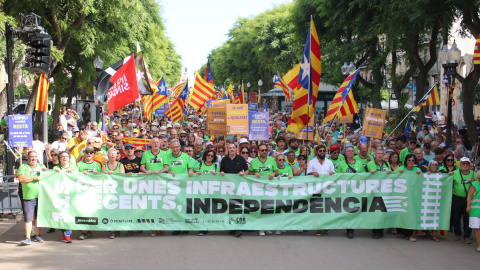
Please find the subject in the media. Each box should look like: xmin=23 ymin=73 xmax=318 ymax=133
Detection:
xmin=446 ymin=159 xmax=454 ymax=162
xmin=259 ymin=149 xmax=268 ymax=152
xmin=115 ymin=140 xmax=121 ymax=142
xmin=241 ymin=151 xmax=249 ymax=154
xmin=207 ymin=154 xmax=215 ymax=157
xmin=184 ymin=150 xmax=193 ymax=152
xmin=277 ymin=159 xmax=285 ymax=161
xmin=250 ymin=151 xmax=257 ymax=153
xmin=61 ymin=137 xmax=68 ymax=140
xmin=74 ymin=131 xmax=79 ymax=133
xmin=409 ymin=141 xmax=416 ymax=144
xmin=125 ymin=147 xmax=134 ymax=150
xmin=331 ymin=151 xmax=339 ymax=154
xmin=297 ymin=158 xmax=305 ymax=161
xmin=318 ymin=150 xmax=326 ymax=153
xmin=52 ymin=154 xmax=58 ymax=157
xmin=407 ymin=159 xmax=415 ymax=162
xmin=134 ymin=150 xmax=143 ymax=153
xmin=85 ymin=151 xmax=95 ymax=154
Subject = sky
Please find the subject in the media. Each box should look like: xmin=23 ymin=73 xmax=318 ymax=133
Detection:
xmin=161 ymin=0 xmax=289 ymax=82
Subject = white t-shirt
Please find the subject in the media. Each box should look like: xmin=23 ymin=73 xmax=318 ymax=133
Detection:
xmin=32 ymin=140 xmax=46 ymax=165
xmin=307 ymin=157 xmax=335 ymax=175
xmin=59 ymin=115 xmax=67 ymax=131
xmin=50 ymin=140 xmax=67 ymax=152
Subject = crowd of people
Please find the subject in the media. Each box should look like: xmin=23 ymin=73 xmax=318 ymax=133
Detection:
xmin=12 ymin=104 xmax=480 ymax=252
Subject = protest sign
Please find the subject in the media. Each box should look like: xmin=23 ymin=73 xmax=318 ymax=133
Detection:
xmin=155 ymin=104 xmax=167 ymax=117
xmin=248 ymin=103 xmax=258 ymax=112
xmin=338 ymin=114 xmax=353 ymax=124
xmin=295 ymin=117 xmax=314 ymax=140
xmin=226 ymin=104 xmax=248 ymax=135
xmin=207 ymin=107 xmax=227 ymax=136
xmin=248 ymin=111 xmax=269 ymax=140
xmin=38 ymin=171 xmax=452 ymax=231
xmin=361 ymin=108 xmax=386 ymax=139
xmin=8 ymin=115 xmax=32 ymax=147
xmin=211 ymin=99 xmax=230 ymax=108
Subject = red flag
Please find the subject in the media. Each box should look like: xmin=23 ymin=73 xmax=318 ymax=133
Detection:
xmin=107 ymin=55 xmax=139 ymax=115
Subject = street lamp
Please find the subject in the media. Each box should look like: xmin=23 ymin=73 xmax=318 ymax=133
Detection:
xmin=93 ymin=56 xmax=104 ymax=123
xmin=258 ymin=79 xmax=263 ymax=107
xmin=247 ymin=82 xmax=251 ymax=102
xmin=439 ymin=40 xmax=461 ymax=147
xmin=341 ymin=61 xmax=356 ymax=78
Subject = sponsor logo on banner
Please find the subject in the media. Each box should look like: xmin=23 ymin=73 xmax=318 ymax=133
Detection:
xmin=75 ymin=216 xmax=98 ymax=225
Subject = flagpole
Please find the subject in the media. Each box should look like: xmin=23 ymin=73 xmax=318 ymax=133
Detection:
xmin=306 ymin=15 xmax=313 ymax=149
xmin=384 ymin=82 xmax=438 ymax=142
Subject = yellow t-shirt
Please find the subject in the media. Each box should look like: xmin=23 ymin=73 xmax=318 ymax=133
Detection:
xmin=67 ymin=137 xmax=87 ymax=159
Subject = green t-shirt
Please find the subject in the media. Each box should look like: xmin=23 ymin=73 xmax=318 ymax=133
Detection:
xmin=339 ymin=159 xmax=366 ymax=173
xmin=105 ymin=162 xmax=122 ymax=173
xmin=400 ymin=166 xmax=420 ymax=173
xmin=399 ymin=147 xmax=414 ymax=166
xmin=167 ymin=152 xmax=192 ymax=174
xmin=77 ymin=160 xmax=102 ymax=172
xmin=278 ymin=166 xmax=293 ymax=177
xmin=328 ymin=155 xmax=345 ymax=173
xmin=366 ymin=160 xmax=391 ymax=172
xmin=53 ymin=164 xmax=79 ymax=172
xmin=354 ymin=155 xmax=368 ymax=166
xmin=195 ymin=162 xmax=219 ymax=173
xmin=190 ymin=157 xmax=199 ymax=171
xmin=140 ymin=150 xmax=167 ymax=172
xmin=452 ymin=170 xmax=477 ymax=198
xmin=17 ymin=163 xmax=46 ymax=200
xmin=1 ymin=117 xmax=7 ymax=127
xmin=249 ymin=156 xmax=278 ymax=177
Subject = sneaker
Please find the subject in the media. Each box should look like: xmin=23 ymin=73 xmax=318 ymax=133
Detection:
xmin=276 ymin=230 xmax=282 ymax=235
xmin=477 ymin=247 xmax=480 ymax=252
xmin=20 ymin=238 xmax=32 ymax=245
xmin=78 ymin=234 xmax=86 ymax=240
xmin=322 ymin=230 xmax=329 ymax=234
xmin=234 ymin=231 xmax=243 ymax=238
xmin=34 ymin=235 xmax=44 ymax=243
xmin=198 ymin=231 xmax=209 ymax=236
xmin=62 ymin=234 xmax=66 ymax=241
xmin=266 ymin=230 xmax=273 ymax=235
xmin=315 ymin=230 xmax=323 ymax=236
xmin=46 ymin=228 xmax=56 ymax=233
xmin=464 ymin=238 xmax=472 ymax=244
xmin=258 ymin=230 xmax=266 ymax=236
xmin=64 ymin=236 xmax=72 ymax=243
xmin=454 ymin=236 xmax=461 ymax=241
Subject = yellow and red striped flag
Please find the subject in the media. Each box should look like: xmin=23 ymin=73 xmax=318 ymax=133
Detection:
xmin=188 ymin=72 xmax=215 ymax=111
xmin=234 ymin=81 xmax=244 ymax=104
xmin=171 ymin=81 xmax=187 ymax=100
xmin=274 ymin=71 xmax=292 ymax=100
xmin=287 ymin=18 xmax=321 ymax=132
xmin=323 ymin=69 xmax=360 ymax=124
xmin=152 ymin=74 xmax=168 ymax=112
xmin=142 ymin=95 xmax=153 ymax=120
xmin=474 ymin=35 xmax=480 ymax=64
xmin=165 ymin=81 xmax=189 ymax=123
xmin=226 ymin=83 xmax=233 ymax=103
xmin=35 ymin=74 xmax=49 ymax=112
xmin=122 ymin=137 xmax=151 ymax=151
xmin=283 ymin=63 xmax=301 ymax=94
xmin=413 ymin=85 xmax=439 ymax=112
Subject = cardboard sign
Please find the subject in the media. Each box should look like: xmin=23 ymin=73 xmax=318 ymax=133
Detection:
xmin=226 ymin=104 xmax=248 ymax=135
xmin=338 ymin=114 xmax=353 ymax=124
xmin=248 ymin=103 xmax=258 ymax=111
xmin=211 ymin=99 xmax=230 ymax=108
xmin=155 ymin=104 xmax=167 ymax=117
xmin=207 ymin=107 xmax=227 ymax=136
xmin=8 ymin=115 xmax=33 ymax=147
xmin=361 ymin=108 xmax=386 ymax=139
xmin=295 ymin=117 xmax=314 ymax=140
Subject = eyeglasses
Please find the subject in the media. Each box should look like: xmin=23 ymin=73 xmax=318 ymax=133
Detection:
xmin=318 ymin=150 xmax=326 ymax=153
xmin=446 ymin=159 xmax=454 ymax=162
xmin=407 ymin=159 xmax=415 ymax=162
xmin=430 ymin=164 xmax=438 ymax=167
xmin=297 ymin=158 xmax=305 ymax=161
xmin=52 ymin=154 xmax=58 ymax=157
xmin=241 ymin=151 xmax=249 ymax=154
xmin=259 ymin=149 xmax=268 ymax=152
xmin=184 ymin=150 xmax=193 ymax=152
xmin=115 ymin=140 xmax=121 ymax=142
xmin=207 ymin=154 xmax=215 ymax=157
xmin=61 ymin=137 xmax=68 ymax=140
xmin=85 ymin=151 xmax=95 ymax=154
xmin=60 ymin=155 xmax=69 ymax=159
xmin=331 ymin=151 xmax=339 ymax=154
xmin=409 ymin=141 xmax=416 ymax=144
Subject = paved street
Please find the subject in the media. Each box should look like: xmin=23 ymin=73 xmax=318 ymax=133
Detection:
xmin=0 ymin=215 xmax=478 ymax=270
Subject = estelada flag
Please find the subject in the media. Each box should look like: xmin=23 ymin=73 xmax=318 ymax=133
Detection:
xmin=35 ymin=74 xmax=49 ymax=112
xmin=474 ymin=35 xmax=480 ymax=64
xmin=107 ymin=54 xmax=139 ymax=115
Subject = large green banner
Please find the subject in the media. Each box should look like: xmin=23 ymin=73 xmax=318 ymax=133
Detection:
xmin=37 ymin=171 xmax=452 ymax=231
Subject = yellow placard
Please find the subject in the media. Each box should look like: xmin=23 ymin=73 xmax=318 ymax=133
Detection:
xmin=361 ymin=108 xmax=386 ymax=139
xmin=338 ymin=114 xmax=353 ymax=124
xmin=226 ymin=104 xmax=249 ymax=135
xmin=211 ymin=99 xmax=230 ymax=108
xmin=294 ymin=117 xmax=314 ymax=140
xmin=207 ymin=107 xmax=227 ymax=136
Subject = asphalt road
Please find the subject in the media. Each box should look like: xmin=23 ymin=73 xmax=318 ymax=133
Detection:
xmin=0 ymin=217 xmax=478 ymax=270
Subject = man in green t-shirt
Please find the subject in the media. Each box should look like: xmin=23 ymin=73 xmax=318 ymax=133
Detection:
xmin=340 ymin=146 xmax=366 ymax=174
xmin=400 ymin=137 xmax=417 ymax=165
xmin=77 ymin=146 xmax=102 ymax=174
xmin=366 ymin=147 xmax=392 ymax=173
xmin=248 ymin=144 xmax=278 ymax=180
xmin=452 ymin=157 xmax=477 ymax=243
xmin=327 ymin=144 xmax=344 ymax=173
xmin=140 ymin=137 xmax=169 ymax=174
xmin=167 ymin=139 xmax=193 ymax=177
xmin=354 ymin=144 xmax=370 ymax=166
xmin=17 ymin=150 xmax=47 ymax=245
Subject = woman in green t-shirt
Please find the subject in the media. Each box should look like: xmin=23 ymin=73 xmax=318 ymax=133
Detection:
xmin=275 ymin=154 xmax=293 ymax=180
xmin=398 ymin=153 xmax=420 ymax=242
xmin=103 ymin=148 xmax=125 ymax=174
xmin=53 ymin=151 xmax=78 ymax=243
xmin=195 ymin=150 xmax=220 ymax=175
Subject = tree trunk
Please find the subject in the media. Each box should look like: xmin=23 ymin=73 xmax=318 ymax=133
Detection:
xmin=461 ymin=67 xmax=480 ymax=145
xmin=25 ymin=81 xmax=39 ymax=116
xmin=414 ymin=72 xmax=427 ymax=124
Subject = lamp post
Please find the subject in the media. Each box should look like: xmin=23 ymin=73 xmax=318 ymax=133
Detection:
xmin=93 ymin=56 xmax=104 ymax=123
xmin=439 ymin=40 xmax=461 ymax=147
xmin=247 ymin=82 xmax=251 ymax=103
xmin=341 ymin=61 xmax=356 ymax=79
xmin=258 ymin=79 xmax=263 ymax=107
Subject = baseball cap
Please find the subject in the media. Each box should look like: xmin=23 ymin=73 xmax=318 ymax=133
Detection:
xmin=124 ymin=143 xmax=134 ymax=149
xmin=359 ymin=136 xmax=368 ymax=145
xmin=133 ymin=129 xmax=139 ymax=133
xmin=239 ymin=138 xmax=249 ymax=144
xmin=205 ymin=141 xmax=214 ymax=147
xmin=166 ymin=124 xmax=173 ymax=128
xmin=460 ymin=157 xmax=470 ymax=163
xmin=73 ymin=127 xmax=80 ymax=132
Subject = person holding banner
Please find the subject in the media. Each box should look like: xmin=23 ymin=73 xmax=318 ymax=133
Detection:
xmin=293 ymin=155 xmax=308 ymax=176
xmin=18 ymin=150 xmax=48 ymax=245
xmin=327 ymin=145 xmax=344 ymax=172
xmin=167 ymin=139 xmax=194 ymax=177
xmin=397 ymin=154 xmax=421 ymax=242
xmin=276 ymin=154 xmax=293 ymax=180
xmin=140 ymin=137 xmax=169 ymax=175
xmin=103 ymin=148 xmax=125 ymax=174
xmin=466 ymin=171 xmax=480 ymax=252
xmin=247 ymin=144 xmax=278 ymax=181
xmin=53 ymin=151 xmax=79 ymax=243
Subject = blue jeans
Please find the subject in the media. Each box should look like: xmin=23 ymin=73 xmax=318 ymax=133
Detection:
xmin=62 ymin=230 xmax=72 ymax=236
